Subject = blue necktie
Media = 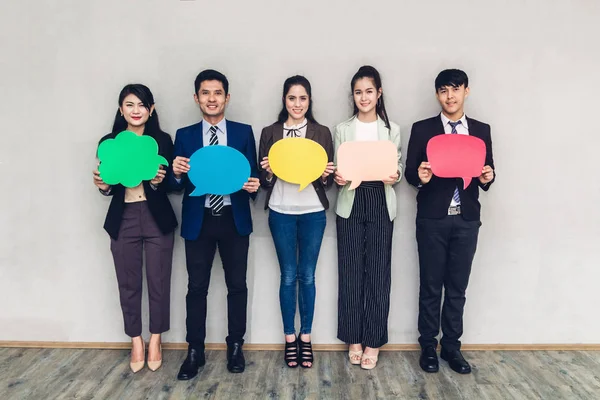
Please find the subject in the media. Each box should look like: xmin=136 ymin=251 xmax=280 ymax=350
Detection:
xmin=449 ymin=121 xmax=462 ymax=205
xmin=207 ymin=126 xmax=224 ymax=213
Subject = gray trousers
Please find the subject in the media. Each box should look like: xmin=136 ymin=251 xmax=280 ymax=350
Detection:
xmin=110 ymin=202 xmax=174 ymax=337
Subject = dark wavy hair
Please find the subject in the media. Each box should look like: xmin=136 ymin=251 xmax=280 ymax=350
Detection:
xmin=110 ymin=84 xmax=163 ymax=139
xmin=350 ymin=65 xmax=391 ymax=129
xmin=277 ymin=75 xmax=318 ymax=124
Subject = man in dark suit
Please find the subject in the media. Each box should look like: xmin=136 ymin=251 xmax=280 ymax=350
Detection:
xmin=406 ymin=69 xmax=495 ymax=375
xmin=171 ymin=69 xmax=260 ymax=379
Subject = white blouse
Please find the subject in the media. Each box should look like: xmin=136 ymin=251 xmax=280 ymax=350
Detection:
xmin=355 ymin=118 xmax=379 ymax=141
xmin=268 ymin=119 xmax=324 ymax=215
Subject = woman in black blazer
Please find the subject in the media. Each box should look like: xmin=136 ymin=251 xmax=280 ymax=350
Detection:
xmin=93 ymin=84 xmax=177 ymax=373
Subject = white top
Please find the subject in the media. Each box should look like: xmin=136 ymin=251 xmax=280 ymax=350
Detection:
xmin=354 ymin=118 xmax=379 ymax=141
xmin=441 ymin=113 xmax=469 ymax=135
xmin=441 ymin=113 xmax=469 ymax=207
xmin=268 ymin=119 xmax=324 ymax=215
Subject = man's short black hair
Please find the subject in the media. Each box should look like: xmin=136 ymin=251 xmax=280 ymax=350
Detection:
xmin=435 ymin=69 xmax=469 ymax=91
xmin=194 ymin=69 xmax=229 ymax=95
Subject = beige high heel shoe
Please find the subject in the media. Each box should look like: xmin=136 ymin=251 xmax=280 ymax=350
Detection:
xmin=130 ymin=339 xmax=145 ymax=373
xmin=348 ymin=346 xmax=363 ymax=365
xmin=360 ymin=353 xmax=379 ymax=370
xmin=148 ymin=343 xmax=162 ymax=372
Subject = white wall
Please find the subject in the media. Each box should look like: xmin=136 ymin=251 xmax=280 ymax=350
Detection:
xmin=1 ymin=0 xmax=599 ymax=345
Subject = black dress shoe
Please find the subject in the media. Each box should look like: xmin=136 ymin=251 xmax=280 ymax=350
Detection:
xmin=177 ymin=348 xmax=206 ymax=380
xmin=227 ymin=342 xmax=245 ymax=373
xmin=440 ymin=349 xmax=471 ymax=374
xmin=419 ymin=346 xmax=439 ymax=373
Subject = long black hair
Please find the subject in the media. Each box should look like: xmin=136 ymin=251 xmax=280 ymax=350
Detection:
xmin=110 ymin=84 xmax=163 ymax=139
xmin=277 ymin=75 xmax=318 ymax=124
xmin=350 ymin=65 xmax=391 ymax=129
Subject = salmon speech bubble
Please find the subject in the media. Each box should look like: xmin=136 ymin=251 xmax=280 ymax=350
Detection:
xmin=426 ymin=134 xmax=486 ymax=189
xmin=268 ymin=138 xmax=328 ymax=191
xmin=337 ymin=141 xmax=398 ymax=190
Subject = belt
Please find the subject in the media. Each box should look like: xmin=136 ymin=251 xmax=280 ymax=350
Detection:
xmin=448 ymin=205 xmax=461 ymax=216
xmin=204 ymin=205 xmax=232 ymax=217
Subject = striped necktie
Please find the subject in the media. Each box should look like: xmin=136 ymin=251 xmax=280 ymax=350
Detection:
xmin=207 ymin=126 xmax=224 ymax=214
xmin=449 ymin=121 xmax=462 ymax=205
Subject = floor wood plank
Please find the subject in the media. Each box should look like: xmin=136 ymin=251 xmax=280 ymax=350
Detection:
xmin=1 ymin=348 xmax=599 ymax=399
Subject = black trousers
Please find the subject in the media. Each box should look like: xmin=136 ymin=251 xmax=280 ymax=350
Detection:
xmin=336 ymin=182 xmax=394 ymax=348
xmin=184 ymin=207 xmax=249 ymax=351
xmin=416 ymin=215 xmax=481 ymax=351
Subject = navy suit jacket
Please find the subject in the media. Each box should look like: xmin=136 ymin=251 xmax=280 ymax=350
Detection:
xmin=405 ymin=114 xmax=495 ymax=221
xmin=170 ymin=120 xmax=258 ymax=240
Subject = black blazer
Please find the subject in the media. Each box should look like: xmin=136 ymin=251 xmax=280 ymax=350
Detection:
xmin=405 ymin=114 xmax=495 ymax=221
xmin=98 ymin=131 xmax=178 ymax=239
xmin=258 ymin=121 xmax=334 ymax=210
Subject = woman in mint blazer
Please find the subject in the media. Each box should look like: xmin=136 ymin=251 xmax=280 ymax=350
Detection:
xmin=333 ymin=66 xmax=402 ymax=370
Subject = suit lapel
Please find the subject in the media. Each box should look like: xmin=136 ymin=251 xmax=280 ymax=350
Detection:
xmin=225 ymin=120 xmax=235 ymax=149
xmin=191 ymin=121 xmax=204 ymax=154
xmin=376 ymin=117 xmax=389 ymax=141
xmin=346 ymin=116 xmax=357 ymax=142
xmin=274 ymin=123 xmax=285 ymax=143
xmin=305 ymin=121 xmax=317 ymax=141
xmin=435 ymin=113 xmax=445 ymax=135
xmin=465 ymin=116 xmax=480 ymax=139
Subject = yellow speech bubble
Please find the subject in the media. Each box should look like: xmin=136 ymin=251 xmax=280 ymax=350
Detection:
xmin=268 ymin=138 xmax=328 ymax=191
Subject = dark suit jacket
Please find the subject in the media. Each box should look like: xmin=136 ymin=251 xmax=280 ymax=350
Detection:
xmin=405 ymin=114 xmax=495 ymax=221
xmin=99 ymin=131 xmax=178 ymax=240
xmin=169 ymin=120 xmax=258 ymax=240
xmin=258 ymin=121 xmax=334 ymax=210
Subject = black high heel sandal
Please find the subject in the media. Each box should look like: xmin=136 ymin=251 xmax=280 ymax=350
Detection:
xmin=284 ymin=336 xmax=299 ymax=368
xmin=299 ymin=337 xmax=314 ymax=368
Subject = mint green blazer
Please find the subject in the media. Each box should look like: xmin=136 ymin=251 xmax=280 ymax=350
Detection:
xmin=333 ymin=116 xmax=403 ymax=221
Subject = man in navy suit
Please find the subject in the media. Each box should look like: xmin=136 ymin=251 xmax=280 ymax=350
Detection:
xmin=171 ymin=69 xmax=260 ymax=379
xmin=406 ymin=69 xmax=495 ymax=375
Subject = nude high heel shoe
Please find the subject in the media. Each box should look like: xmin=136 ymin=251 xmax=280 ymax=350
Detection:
xmin=130 ymin=339 xmax=145 ymax=373
xmin=148 ymin=343 xmax=162 ymax=372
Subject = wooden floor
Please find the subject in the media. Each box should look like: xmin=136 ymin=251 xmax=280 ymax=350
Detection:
xmin=1 ymin=348 xmax=599 ymax=400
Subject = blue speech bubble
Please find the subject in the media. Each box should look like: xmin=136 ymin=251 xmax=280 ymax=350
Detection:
xmin=188 ymin=146 xmax=250 ymax=196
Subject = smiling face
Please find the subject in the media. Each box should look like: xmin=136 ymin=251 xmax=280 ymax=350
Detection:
xmin=194 ymin=80 xmax=230 ymax=122
xmin=284 ymin=84 xmax=310 ymax=123
xmin=353 ymin=77 xmax=381 ymax=116
xmin=436 ymin=84 xmax=470 ymax=120
xmin=119 ymin=94 xmax=154 ymax=130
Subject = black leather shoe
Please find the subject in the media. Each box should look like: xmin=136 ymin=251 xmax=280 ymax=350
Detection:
xmin=177 ymin=348 xmax=206 ymax=380
xmin=419 ymin=346 xmax=439 ymax=373
xmin=227 ymin=342 xmax=245 ymax=373
xmin=440 ymin=349 xmax=471 ymax=374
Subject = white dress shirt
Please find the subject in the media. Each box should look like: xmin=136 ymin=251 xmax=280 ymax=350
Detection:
xmin=441 ymin=113 xmax=469 ymax=207
xmin=201 ymin=118 xmax=232 ymax=207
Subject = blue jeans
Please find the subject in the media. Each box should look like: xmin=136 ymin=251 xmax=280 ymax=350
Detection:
xmin=268 ymin=209 xmax=327 ymax=335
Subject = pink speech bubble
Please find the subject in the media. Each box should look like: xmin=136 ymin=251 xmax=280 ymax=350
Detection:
xmin=337 ymin=141 xmax=398 ymax=190
xmin=426 ymin=134 xmax=486 ymax=189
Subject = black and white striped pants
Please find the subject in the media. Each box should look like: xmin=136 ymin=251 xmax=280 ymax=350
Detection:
xmin=336 ymin=182 xmax=394 ymax=348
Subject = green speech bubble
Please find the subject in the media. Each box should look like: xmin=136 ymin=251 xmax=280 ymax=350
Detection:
xmin=98 ymin=130 xmax=168 ymax=188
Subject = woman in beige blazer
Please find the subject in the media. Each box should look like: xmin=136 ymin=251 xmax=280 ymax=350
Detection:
xmin=333 ymin=66 xmax=402 ymax=370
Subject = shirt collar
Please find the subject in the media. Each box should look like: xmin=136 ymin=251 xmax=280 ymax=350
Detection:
xmin=440 ymin=113 xmax=468 ymax=129
xmin=203 ymin=118 xmax=227 ymax=135
xmin=283 ymin=118 xmax=308 ymax=130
